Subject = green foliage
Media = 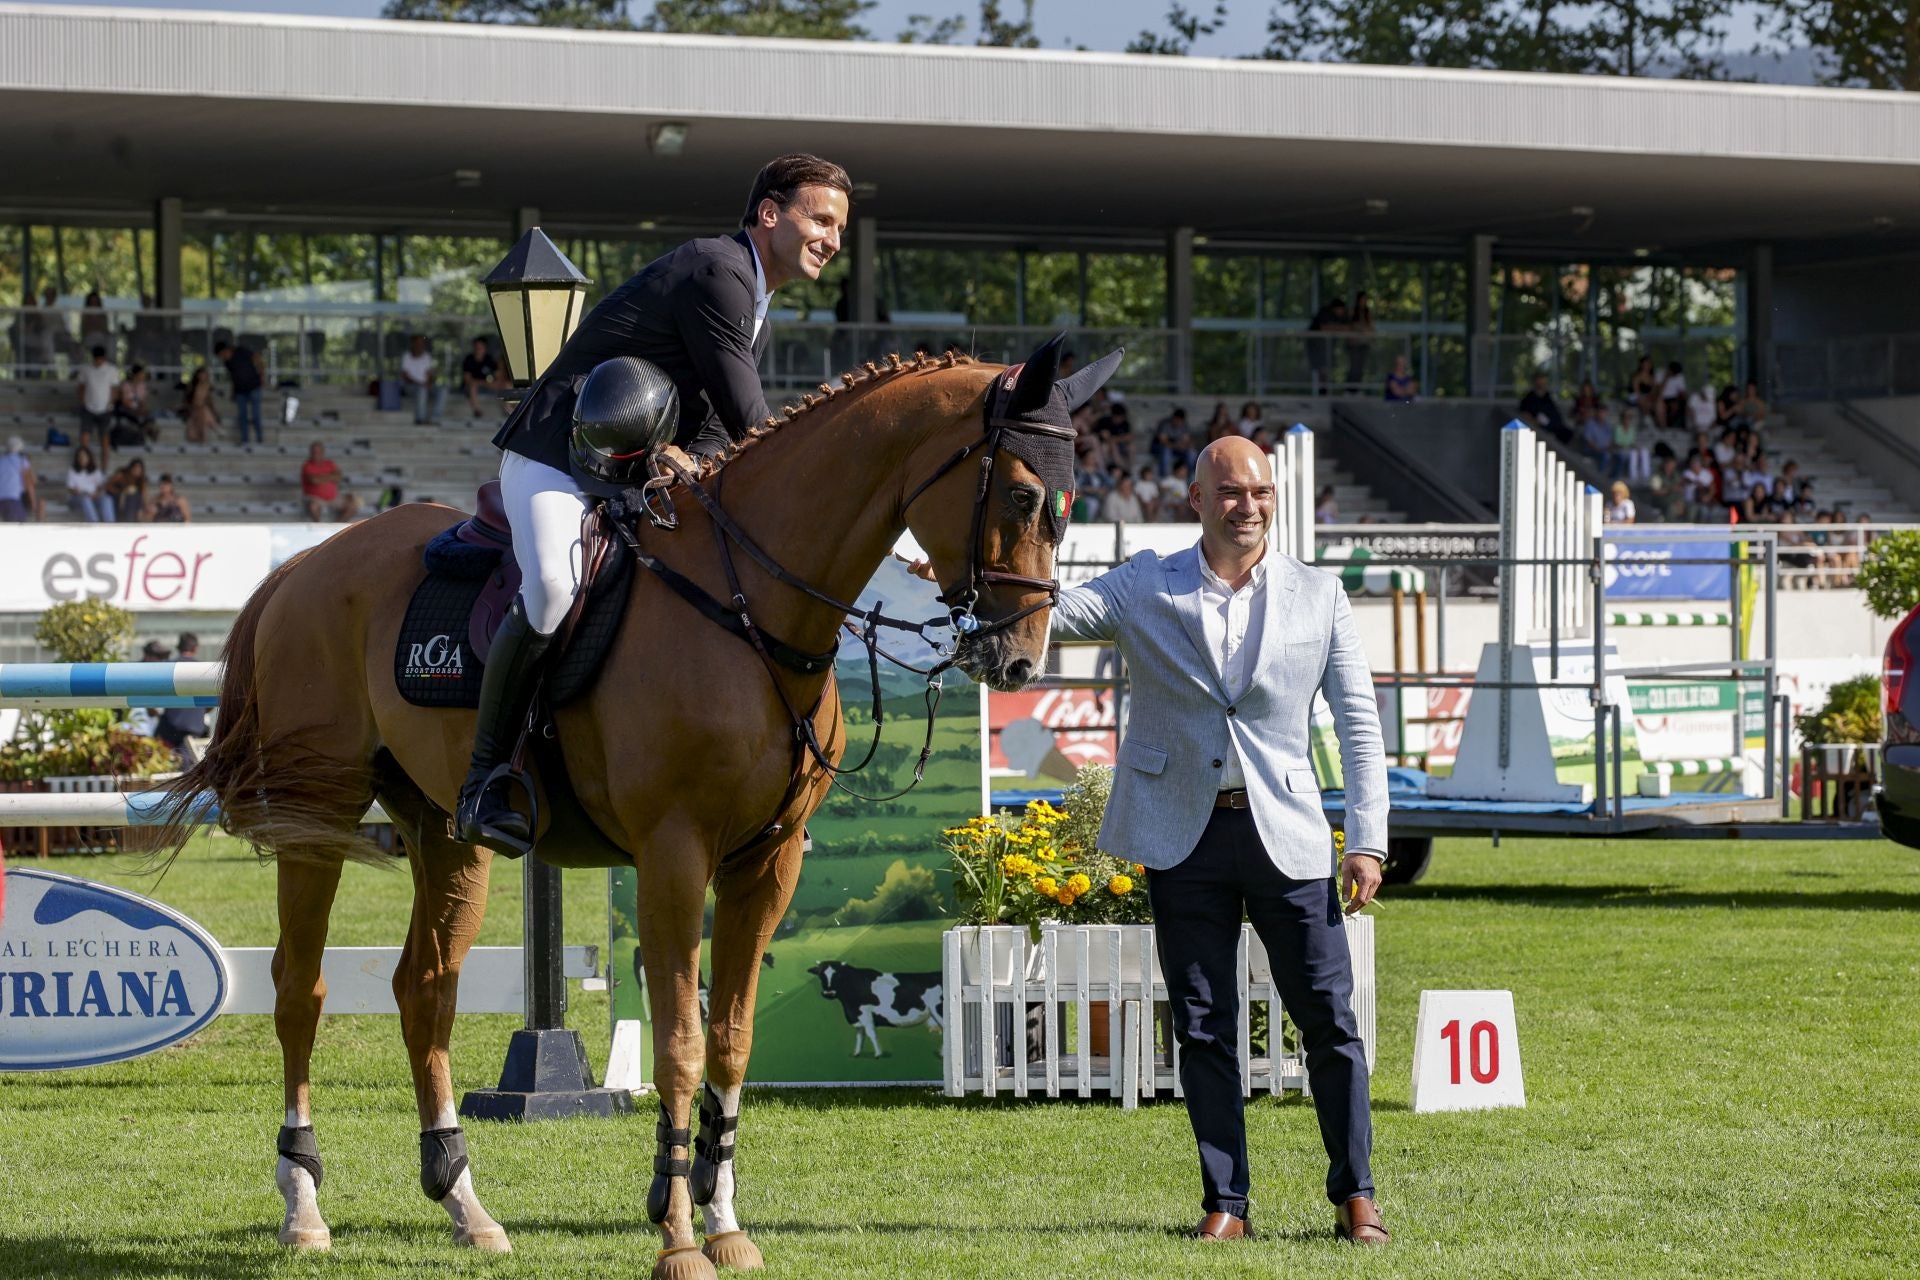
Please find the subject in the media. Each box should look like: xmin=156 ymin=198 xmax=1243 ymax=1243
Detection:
xmin=1127 ymin=1 xmax=1227 ymax=55
xmin=381 ymin=0 xmax=636 ymax=27
xmin=638 ymin=0 xmax=874 ymax=37
xmin=1858 ymin=530 xmax=1920 ymax=621
xmin=35 ymin=599 xmax=135 ymax=663
xmin=1263 ymin=0 xmax=1738 ymax=79
xmin=1768 ymin=0 xmax=1920 ymax=91
xmin=832 ymin=859 xmax=946 ymax=925
xmin=1795 ymin=674 xmax=1883 ymax=747
xmin=0 ymin=722 xmax=179 ymax=782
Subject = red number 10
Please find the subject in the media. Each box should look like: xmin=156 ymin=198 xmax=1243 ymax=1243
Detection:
xmin=1440 ymin=1018 xmax=1500 ymax=1084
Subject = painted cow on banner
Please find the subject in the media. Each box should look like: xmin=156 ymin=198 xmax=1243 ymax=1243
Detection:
xmin=806 ymin=960 xmax=944 ymax=1057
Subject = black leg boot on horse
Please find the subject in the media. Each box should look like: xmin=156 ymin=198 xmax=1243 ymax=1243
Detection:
xmin=454 ymin=596 xmax=550 ymax=857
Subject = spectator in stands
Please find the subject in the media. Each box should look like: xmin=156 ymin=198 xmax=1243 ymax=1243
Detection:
xmin=180 ymin=366 xmax=217 ymax=444
xmin=1715 ymin=383 xmax=1743 ymax=431
xmin=1345 ymin=291 xmax=1375 ymax=386
xmin=144 ymin=473 xmax=191 ymax=523
xmin=216 ymin=338 xmax=265 ymax=444
xmin=1611 ymin=407 xmax=1647 ymax=481
xmin=1204 ymin=402 xmax=1235 ymax=443
xmin=153 ymin=632 xmax=208 ymax=765
xmin=1094 ymin=393 xmax=1134 ymax=467
xmin=1578 ymin=408 xmax=1612 ymax=466
xmin=1686 ymin=382 xmax=1717 ymax=435
xmin=401 ymin=334 xmax=447 ymax=426
xmin=1132 ymin=463 xmax=1164 ymax=520
xmin=1102 ymin=473 xmax=1147 ymax=523
xmin=76 ymin=346 xmax=120 ymax=434
xmin=1305 ymin=297 xmax=1348 ymax=393
xmin=1605 ymin=480 xmax=1635 ymax=524
xmin=126 ymin=638 xmax=172 ymax=738
xmin=1159 ymin=459 xmax=1193 ymax=521
xmin=1657 ymin=361 xmax=1687 ymax=430
xmin=105 ymin=457 xmax=148 ymax=523
xmin=1773 ymin=460 xmax=1801 ymax=508
xmin=1518 ymin=372 xmax=1570 ymax=442
xmin=1647 ymin=454 xmax=1685 ymax=521
xmin=65 ymin=445 xmax=112 ymax=522
xmin=78 ymin=288 xmax=110 ymax=357
xmin=111 ymin=363 xmax=156 ymax=446
xmin=1738 ymin=481 xmax=1771 ymax=525
xmin=1776 ymin=511 xmax=1815 ymax=582
xmin=0 ymin=436 xmax=36 ymax=523
xmin=1629 ymin=355 xmax=1658 ymax=422
xmin=299 ymin=441 xmax=361 ymax=522
xmin=462 ymin=337 xmax=507 ymax=419
xmin=1709 ymin=427 xmax=1736 ymax=468
xmin=1150 ymin=407 xmax=1193 ymax=476
xmin=1573 ymin=379 xmax=1602 ymax=425
xmin=1741 ymin=380 xmax=1768 ymax=429
xmin=1384 ymin=354 xmax=1418 ymax=402
xmin=1235 ymin=401 xmax=1266 ymax=439
xmin=1315 ymin=484 xmax=1339 ymax=524
xmin=1681 ymin=450 xmax=1718 ymax=522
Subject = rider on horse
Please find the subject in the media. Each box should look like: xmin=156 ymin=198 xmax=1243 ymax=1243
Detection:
xmin=456 ymin=153 xmax=854 ymax=855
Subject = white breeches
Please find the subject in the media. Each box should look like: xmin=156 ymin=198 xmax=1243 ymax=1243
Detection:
xmin=498 ymin=451 xmax=592 ymax=636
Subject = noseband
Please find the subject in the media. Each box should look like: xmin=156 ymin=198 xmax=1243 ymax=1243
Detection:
xmin=900 ymin=361 xmax=1074 ymax=640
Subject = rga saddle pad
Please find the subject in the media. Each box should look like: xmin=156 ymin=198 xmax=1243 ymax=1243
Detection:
xmin=394 ymin=532 xmax=633 ymax=710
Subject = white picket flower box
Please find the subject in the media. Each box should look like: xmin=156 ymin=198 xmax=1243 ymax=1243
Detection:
xmin=941 ymin=918 xmax=1375 ymax=1110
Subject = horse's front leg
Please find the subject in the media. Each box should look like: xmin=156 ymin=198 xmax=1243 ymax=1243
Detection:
xmin=392 ymin=808 xmax=509 ymax=1252
xmin=697 ymin=831 xmax=806 ymax=1271
xmin=637 ymin=828 xmax=727 ymax=1280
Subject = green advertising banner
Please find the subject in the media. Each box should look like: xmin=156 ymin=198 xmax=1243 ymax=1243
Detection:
xmin=609 ymin=559 xmax=980 ymax=1084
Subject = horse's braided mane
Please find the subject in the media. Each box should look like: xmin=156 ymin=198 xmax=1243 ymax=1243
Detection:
xmin=683 ymin=349 xmax=978 ymax=483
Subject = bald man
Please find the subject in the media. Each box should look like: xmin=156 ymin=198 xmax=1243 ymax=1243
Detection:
xmin=1049 ymin=436 xmax=1391 ymax=1244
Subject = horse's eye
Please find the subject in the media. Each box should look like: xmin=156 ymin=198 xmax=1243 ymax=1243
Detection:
xmin=1010 ymin=486 xmax=1040 ymax=511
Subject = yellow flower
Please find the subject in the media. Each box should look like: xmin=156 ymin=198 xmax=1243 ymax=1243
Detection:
xmin=1035 ymin=876 xmax=1058 ymax=896
xmin=1334 ymin=829 xmax=1346 ymax=851
xmin=1108 ymin=874 xmax=1133 ymax=895
xmin=1066 ymin=873 xmax=1091 ymax=896
xmin=1056 ymin=890 xmax=1077 ymax=907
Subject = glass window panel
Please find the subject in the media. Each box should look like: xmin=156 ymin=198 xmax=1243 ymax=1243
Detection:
xmin=1083 ymin=252 xmax=1164 ymax=328
xmin=1194 ymin=252 xmax=1256 ymax=320
xmin=1260 ymin=256 xmax=1314 ymax=322
xmin=1022 ymin=252 xmax=1081 ymax=328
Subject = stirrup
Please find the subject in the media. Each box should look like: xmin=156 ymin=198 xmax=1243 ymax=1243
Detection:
xmin=453 ymin=762 xmax=537 ymax=859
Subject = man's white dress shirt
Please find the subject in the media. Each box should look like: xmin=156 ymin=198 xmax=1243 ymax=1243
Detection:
xmin=1196 ymin=548 xmax=1268 ymax=790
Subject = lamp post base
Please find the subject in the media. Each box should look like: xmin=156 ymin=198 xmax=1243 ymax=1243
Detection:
xmin=458 ymin=1028 xmax=637 ymax=1122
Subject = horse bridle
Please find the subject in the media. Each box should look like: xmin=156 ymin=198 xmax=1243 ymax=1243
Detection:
xmin=615 ymin=362 xmax=1074 ymax=811
xmin=899 ymin=360 xmax=1073 ymax=640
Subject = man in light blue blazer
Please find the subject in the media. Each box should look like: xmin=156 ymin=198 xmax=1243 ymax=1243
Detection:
xmin=1051 ymin=435 xmax=1390 ymax=1245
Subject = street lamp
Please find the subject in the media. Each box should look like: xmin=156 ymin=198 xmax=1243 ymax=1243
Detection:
xmin=460 ymin=230 xmax=630 ymax=1123
xmin=482 ymin=227 xmax=590 ymax=388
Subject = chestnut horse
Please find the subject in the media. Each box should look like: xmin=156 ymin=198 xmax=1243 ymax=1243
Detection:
xmin=153 ymin=342 xmax=1114 ymax=1278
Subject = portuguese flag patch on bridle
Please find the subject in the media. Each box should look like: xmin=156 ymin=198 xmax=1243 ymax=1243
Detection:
xmin=1052 ymin=489 xmax=1072 ymax=519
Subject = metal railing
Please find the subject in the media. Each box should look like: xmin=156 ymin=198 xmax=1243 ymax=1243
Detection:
xmin=1472 ymin=333 xmax=1746 ymax=401
xmin=1770 ymin=333 xmax=1920 ymax=401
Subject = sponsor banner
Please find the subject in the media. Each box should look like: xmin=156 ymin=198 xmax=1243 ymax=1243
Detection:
xmin=1603 ymin=536 xmax=1731 ymax=602
xmin=0 ymin=868 xmax=229 ymax=1071
xmin=3 ymin=526 xmax=272 ymax=612
xmin=987 ymin=685 xmax=1118 ymax=777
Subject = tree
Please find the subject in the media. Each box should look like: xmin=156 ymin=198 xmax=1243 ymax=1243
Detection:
xmin=1263 ymin=0 xmax=1737 ymax=79
xmin=1767 ymin=1 xmax=1920 ymax=91
xmin=1127 ymin=1 xmax=1228 ymax=54
xmin=381 ymin=0 xmax=635 ymax=28
xmin=638 ymin=0 xmax=873 ymax=38
xmin=978 ymin=0 xmax=1041 ymax=47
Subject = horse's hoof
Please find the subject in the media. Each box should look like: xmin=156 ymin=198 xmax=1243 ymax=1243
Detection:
xmin=703 ymin=1231 xmax=764 ymax=1270
xmin=654 ymin=1243 xmax=719 ymax=1280
xmin=276 ymin=1226 xmax=331 ymax=1251
xmin=455 ymin=1225 xmax=513 ymax=1253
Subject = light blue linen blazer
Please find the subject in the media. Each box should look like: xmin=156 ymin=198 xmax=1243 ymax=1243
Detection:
xmin=1049 ymin=543 xmax=1388 ymax=879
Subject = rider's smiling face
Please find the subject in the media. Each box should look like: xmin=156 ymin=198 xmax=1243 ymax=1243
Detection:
xmin=754 ymin=184 xmax=849 ymax=290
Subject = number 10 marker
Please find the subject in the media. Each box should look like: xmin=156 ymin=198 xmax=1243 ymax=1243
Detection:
xmin=1411 ymin=990 xmax=1526 ymax=1113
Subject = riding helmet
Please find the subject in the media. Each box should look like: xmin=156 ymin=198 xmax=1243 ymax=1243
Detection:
xmin=569 ymin=356 xmax=680 ymax=493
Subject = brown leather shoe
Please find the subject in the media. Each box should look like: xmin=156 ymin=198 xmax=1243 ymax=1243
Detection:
xmin=1335 ymin=1196 xmax=1390 ymax=1244
xmin=1191 ymin=1211 xmax=1252 ymax=1241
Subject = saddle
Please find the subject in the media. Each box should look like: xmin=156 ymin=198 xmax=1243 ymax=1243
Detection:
xmin=394 ymin=480 xmax=632 ymax=710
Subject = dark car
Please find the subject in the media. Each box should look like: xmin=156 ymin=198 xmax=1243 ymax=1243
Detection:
xmin=1881 ymin=603 xmax=1920 ymax=849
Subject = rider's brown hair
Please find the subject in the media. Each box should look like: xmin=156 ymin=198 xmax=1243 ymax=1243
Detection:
xmin=740 ymin=154 xmax=853 ymax=228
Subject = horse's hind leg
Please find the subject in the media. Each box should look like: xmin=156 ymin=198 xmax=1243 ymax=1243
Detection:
xmin=697 ymin=832 xmax=807 ymax=1272
xmin=386 ymin=786 xmax=511 ymax=1253
xmin=272 ymin=857 xmax=344 ymax=1251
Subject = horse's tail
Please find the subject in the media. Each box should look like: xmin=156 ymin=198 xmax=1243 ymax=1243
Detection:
xmin=149 ymin=549 xmax=386 ymax=869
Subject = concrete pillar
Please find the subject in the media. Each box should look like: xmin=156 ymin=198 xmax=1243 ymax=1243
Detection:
xmin=852 ymin=215 xmax=878 ymax=324
xmin=1167 ymin=226 xmax=1194 ymax=395
xmin=1468 ymin=234 xmax=1495 ymax=398
xmin=1746 ymin=243 xmax=1773 ymax=395
xmin=153 ymin=197 xmax=183 ymax=310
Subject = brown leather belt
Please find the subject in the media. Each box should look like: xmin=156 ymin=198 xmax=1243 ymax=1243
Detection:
xmin=1214 ymin=789 xmax=1251 ymax=810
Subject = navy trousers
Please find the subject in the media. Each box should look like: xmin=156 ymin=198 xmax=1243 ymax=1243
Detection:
xmin=1147 ymin=807 xmax=1374 ymax=1218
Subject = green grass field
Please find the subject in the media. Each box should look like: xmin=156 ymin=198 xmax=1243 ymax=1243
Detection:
xmin=3 ymin=832 xmax=1918 ymax=1278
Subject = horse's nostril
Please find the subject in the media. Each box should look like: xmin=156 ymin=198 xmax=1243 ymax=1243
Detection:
xmin=1005 ymin=658 xmax=1034 ymax=686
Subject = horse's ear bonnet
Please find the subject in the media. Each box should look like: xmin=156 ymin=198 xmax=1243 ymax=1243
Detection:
xmin=996 ymin=334 xmax=1124 ymax=543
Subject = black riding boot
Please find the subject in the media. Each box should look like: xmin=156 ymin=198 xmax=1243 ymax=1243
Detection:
xmin=453 ymin=596 xmax=551 ymax=858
